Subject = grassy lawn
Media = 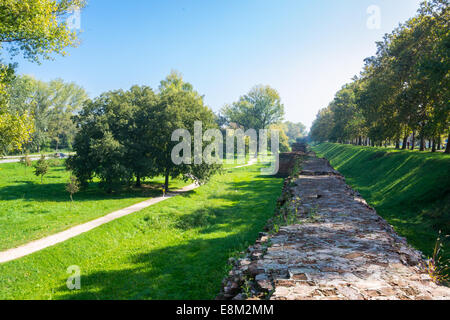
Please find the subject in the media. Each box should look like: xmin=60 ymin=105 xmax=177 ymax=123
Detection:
xmin=0 ymin=164 xmax=283 ymax=300
xmin=312 ymin=143 xmax=450 ymax=261
xmin=0 ymin=160 xmax=188 ymax=251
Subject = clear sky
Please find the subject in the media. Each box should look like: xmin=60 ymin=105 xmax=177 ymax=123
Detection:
xmin=13 ymin=0 xmax=422 ymax=129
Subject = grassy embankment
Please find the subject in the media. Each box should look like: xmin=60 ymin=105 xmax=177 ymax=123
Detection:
xmin=312 ymin=143 xmax=450 ymax=261
xmin=0 ymin=163 xmax=283 ymax=299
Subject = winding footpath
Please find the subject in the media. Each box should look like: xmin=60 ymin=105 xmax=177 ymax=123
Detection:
xmin=221 ymin=154 xmax=450 ymax=300
xmin=0 ymin=159 xmax=258 ymax=264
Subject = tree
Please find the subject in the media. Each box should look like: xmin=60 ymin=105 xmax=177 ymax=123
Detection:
xmin=0 ymin=0 xmax=86 ymax=63
xmin=0 ymin=0 xmax=86 ymax=153
xmin=151 ymin=72 xmax=222 ymax=192
xmin=67 ymin=72 xmax=223 ymax=193
xmin=7 ymin=75 xmax=87 ymax=152
xmin=34 ymin=154 xmax=49 ymax=183
xmin=66 ymin=175 xmax=80 ymax=207
xmin=221 ymin=85 xmax=285 ymax=131
xmin=20 ymin=154 xmax=32 ymax=174
xmin=0 ymin=110 xmax=34 ymax=154
xmin=269 ymin=123 xmax=290 ymax=152
xmin=284 ymin=121 xmax=306 ymax=143
xmin=309 ymin=0 xmax=449 ymax=151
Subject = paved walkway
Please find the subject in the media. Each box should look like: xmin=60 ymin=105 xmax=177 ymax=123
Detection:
xmin=0 ymin=159 xmax=258 ymax=264
xmin=220 ymin=155 xmax=450 ymax=300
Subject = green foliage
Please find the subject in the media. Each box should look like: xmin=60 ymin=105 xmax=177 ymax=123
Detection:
xmin=65 ymin=175 xmax=80 ymax=203
xmin=33 ymin=154 xmax=49 ymax=183
xmin=284 ymin=121 xmax=306 ymax=143
xmin=0 ymin=0 xmax=86 ymax=155
xmin=0 ymin=0 xmax=86 ymax=63
xmin=310 ymin=0 xmax=449 ymax=152
xmin=67 ymin=72 xmax=223 ymax=192
xmin=7 ymin=75 xmax=88 ymax=152
xmin=221 ymin=85 xmax=285 ymax=131
xmin=19 ymin=154 xmax=32 ymax=173
xmin=0 ymin=109 xmax=34 ymax=154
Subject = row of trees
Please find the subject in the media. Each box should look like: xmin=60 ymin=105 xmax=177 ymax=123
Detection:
xmin=7 ymin=75 xmax=88 ymax=152
xmin=0 ymin=0 xmax=86 ymax=154
xmin=219 ymin=85 xmax=306 ymax=152
xmin=67 ymin=72 xmax=222 ymax=192
xmin=67 ymin=78 xmax=307 ymax=192
xmin=310 ymin=0 xmax=449 ymax=153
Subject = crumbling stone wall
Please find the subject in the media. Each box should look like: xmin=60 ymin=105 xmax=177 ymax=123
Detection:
xmin=218 ymin=154 xmax=450 ymax=300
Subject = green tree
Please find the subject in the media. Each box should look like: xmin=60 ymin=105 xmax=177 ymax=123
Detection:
xmin=152 ymin=72 xmax=222 ymax=192
xmin=66 ymin=175 xmax=80 ymax=206
xmin=20 ymin=154 xmax=32 ymax=174
xmin=284 ymin=121 xmax=306 ymax=143
xmin=68 ymin=72 xmax=222 ymax=193
xmin=0 ymin=0 xmax=86 ymax=153
xmin=7 ymin=75 xmax=87 ymax=152
xmin=0 ymin=0 xmax=86 ymax=63
xmin=34 ymin=154 xmax=49 ymax=183
xmin=221 ymin=85 xmax=285 ymax=131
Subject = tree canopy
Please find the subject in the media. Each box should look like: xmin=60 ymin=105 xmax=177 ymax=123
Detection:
xmin=310 ymin=0 xmax=449 ymax=153
xmin=0 ymin=0 xmax=86 ymax=153
xmin=221 ymin=85 xmax=285 ymax=131
xmin=67 ymin=72 xmax=222 ymax=192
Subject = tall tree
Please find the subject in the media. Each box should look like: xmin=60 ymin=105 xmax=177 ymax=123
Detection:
xmin=221 ymin=85 xmax=285 ymax=131
xmin=0 ymin=0 xmax=86 ymax=153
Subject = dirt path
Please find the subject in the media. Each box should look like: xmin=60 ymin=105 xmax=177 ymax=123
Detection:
xmin=0 ymin=160 xmax=258 ymax=264
xmin=220 ymin=155 xmax=450 ymax=300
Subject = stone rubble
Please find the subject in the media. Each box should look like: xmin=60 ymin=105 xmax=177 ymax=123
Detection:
xmin=218 ymin=153 xmax=450 ymax=300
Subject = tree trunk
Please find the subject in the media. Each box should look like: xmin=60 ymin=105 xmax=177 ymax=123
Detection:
xmin=432 ymin=138 xmax=436 ymax=153
xmin=135 ymin=174 xmax=141 ymax=187
xmin=419 ymin=133 xmax=425 ymax=152
xmin=411 ymin=131 xmax=416 ymax=150
xmin=358 ymin=136 xmax=362 ymax=146
xmin=395 ymin=140 xmax=400 ymax=149
xmin=402 ymin=135 xmax=408 ymax=150
xmin=164 ymin=169 xmax=170 ymax=193
xmin=445 ymin=132 xmax=450 ymax=154
xmin=437 ymin=138 xmax=441 ymax=150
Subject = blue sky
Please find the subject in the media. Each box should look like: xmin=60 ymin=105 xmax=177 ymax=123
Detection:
xmin=13 ymin=0 xmax=422 ymax=129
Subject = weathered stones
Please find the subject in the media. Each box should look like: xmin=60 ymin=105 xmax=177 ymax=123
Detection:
xmin=218 ymin=155 xmax=450 ymax=301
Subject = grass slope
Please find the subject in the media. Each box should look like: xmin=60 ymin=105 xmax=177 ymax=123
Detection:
xmin=312 ymin=143 xmax=450 ymax=260
xmin=0 ymin=160 xmax=188 ymax=251
xmin=0 ymin=164 xmax=283 ymax=300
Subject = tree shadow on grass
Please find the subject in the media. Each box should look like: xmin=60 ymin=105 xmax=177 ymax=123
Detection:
xmin=0 ymin=182 xmax=169 ymax=203
xmin=54 ymin=176 xmax=283 ymax=300
xmin=53 ymin=216 xmax=416 ymax=300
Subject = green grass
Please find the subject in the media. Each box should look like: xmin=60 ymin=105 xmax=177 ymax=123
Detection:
xmin=312 ymin=143 xmax=450 ymax=261
xmin=0 ymin=160 xmax=188 ymax=251
xmin=0 ymin=164 xmax=283 ymax=300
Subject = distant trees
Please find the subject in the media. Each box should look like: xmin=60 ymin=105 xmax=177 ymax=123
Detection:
xmin=310 ymin=0 xmax=449 ymax=153
xmin=7 ymin=75 xmax=88 ymax=152
xmin=284 ymin=122 xmax=307 ymax=144
xmin=0 ymin=0 xmax=86 ymax=154
xmin=219 ymin=85 xmax=307 ymax=153
xmin=67 ymin=72 xmax=222 ymax=192
xmin=221 ymin=85 xmax=285 ymax=131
